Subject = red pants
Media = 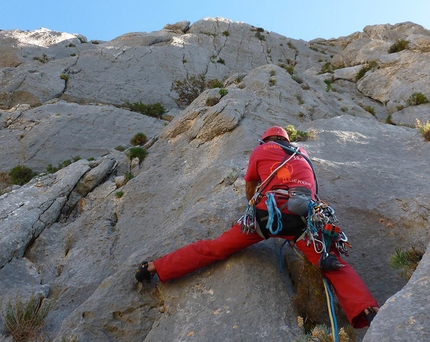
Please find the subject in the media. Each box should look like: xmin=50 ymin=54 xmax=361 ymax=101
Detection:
xmin=153 ymin=223 xmax=378 ymax=328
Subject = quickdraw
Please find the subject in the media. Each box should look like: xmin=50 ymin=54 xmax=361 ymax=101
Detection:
xmin=238 ymin=192 xmax=260 ymax=234
xmin=305 ymin=200 xmax=352 ymax=257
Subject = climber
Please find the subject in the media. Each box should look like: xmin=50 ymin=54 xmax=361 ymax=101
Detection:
xmin=135 ymin=125 xmax=379 ymax=328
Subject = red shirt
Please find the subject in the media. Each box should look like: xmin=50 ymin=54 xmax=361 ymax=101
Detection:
xmin=244 ymin=142 xmax=316 ymax=212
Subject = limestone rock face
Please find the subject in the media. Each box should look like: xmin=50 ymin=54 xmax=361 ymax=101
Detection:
xmin=0 ymin=18 xmax=430 ymax=342
xmin=363 ymin=245 xmax=430 ymax=342
xmin=0 ymin=101 xmax=165 ymax=172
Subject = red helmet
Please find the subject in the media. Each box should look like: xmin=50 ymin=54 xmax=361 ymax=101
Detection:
xmin=261 ymin=126 xmax=289 ymax=142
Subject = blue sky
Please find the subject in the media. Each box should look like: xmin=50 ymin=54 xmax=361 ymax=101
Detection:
xmin=1 ymin=0 xmax=429 ymax=42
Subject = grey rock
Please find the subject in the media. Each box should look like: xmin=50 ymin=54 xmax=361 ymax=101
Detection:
xmin=0 ymin=161 xmax=90 ymax=268
xmin=391 ymin=103 xmax=430 ymax=126
xmin=74 ymin=157 xmax=116 ymax=196
xmin=334 ymin=65 xmax=363 ymax=82
xmin=0 ymin=257 xmax=50 ymax=300
xmin=407 ymin=33 xmax=430 ymax=52
xmin=163 ymin=20 xmax=191 ymax=33
xmin=0 ymin=100 xmax=165 ymax=172
xmin=363 ymin=242 xmax=430 ymax=342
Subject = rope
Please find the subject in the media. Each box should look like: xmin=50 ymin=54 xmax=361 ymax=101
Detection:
xmin=278 ymin=242 xmax=339 ymax=342
xmin=323 ymin=277 xmax=339 ymax=342
xmin=265 ymin=193 xmax=283 ymax=234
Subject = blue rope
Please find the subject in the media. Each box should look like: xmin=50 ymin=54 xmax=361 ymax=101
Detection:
xmin=265 ymin=193 xmax=283 ymax=235
xmin=323 ymin=277 xmax=339 ymax=342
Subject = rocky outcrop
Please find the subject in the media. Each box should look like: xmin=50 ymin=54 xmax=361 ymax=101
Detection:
xmin=0 ymin=101 xmax=165 ymax=172
xmin=0 ymin=18 xmax=430 ymax=341
xmin=364 ymin=245 xmax=430 ymax=342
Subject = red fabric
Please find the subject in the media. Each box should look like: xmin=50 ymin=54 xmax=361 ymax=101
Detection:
xmin=294 ymin=239 xmax=379 ymax=328
xmin=154 ymin=223 xmax=261 ymax=283
xmin=153 ymin=224 xmax=378 ymax=328
xmin=244 ymin=142 xmax=316 ymax=213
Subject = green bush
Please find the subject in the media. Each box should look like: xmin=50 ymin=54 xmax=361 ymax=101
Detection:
xmin=46 ymin=156 xmax=81 ymax=174
xmin=130 ymin=132 xmax=147 ymax=146
xmin=324 ymin=79 xmax=332 ymax=92
xmin=235 ymin=75 xmax=245 ymax=84
xmin=255 ymin=31 xmax=266 ymax=41
xmin=207 ymin=79 xmax=223 ymax=88
xmin=171 ymin=75 xmax=206 ymax=108
xmin=33 ymin=54 xmax=49 ymax=63
xmin=287 ymin=41 xmax=296 ymax=50
xmin=127 ymin=147 xmax=148 ymax=162
xmin=219 ymin=88 xmax=228 ymax=97
xmin=60 ymin=74 xmax=69 ymax=81
xmin=406 ymin=93 xmax=429 ymax=106
xmin=295 ymin=94 xmax=304 ymax=105
xmin=356 ymin=66 xmax=371 ymax=81
xmin=1 ymin=292 xmax=53 ymax=342
xmin=386 ymin=115 xmax=393 ymax=124
xmin=320 ymin=62 xmax=333 ymax=74
xmin=286 ymin=125 xmax=315 ymax=142
xmin=63 ymin=159 xmax=72 ymax=167
xmin=389 ymin=246 xmax=423 ymax=279
xmin=364 ymin=105 xmax=375 ymax=115
xmin=416 ymin=119 xmax=430 ymax=141
xmin=292 ymin=75 xmax=303 ymax=84
xmin=206 ymin=98 xmax=219 ymax=106
xmin=9 ymin=165 xmax=36 ymax=185
xmin=278 ymin=63 xmax=294 ymax=75
xmin=388 ymin=39 xmax=409 ymax=53
xmin=126 ymin=102 xmax=165 ymax=118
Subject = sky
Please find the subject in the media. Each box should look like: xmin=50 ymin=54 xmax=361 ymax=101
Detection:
xmin=1 ymin=0 xmax=429 ymax=42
